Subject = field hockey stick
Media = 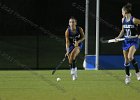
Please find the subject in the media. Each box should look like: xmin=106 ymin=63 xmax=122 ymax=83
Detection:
xmin=52 ymin=53 xmax=68 ymax=75
xmin=100 ymin=38 xmax=125 ymax=43
xmin=100 ymin=35 xmax=139 ymax=43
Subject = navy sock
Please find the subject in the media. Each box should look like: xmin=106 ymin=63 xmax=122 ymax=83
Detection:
xmin=72 ymin=60 xmax=76 ymax=68
xmin=124 ymin=63 xmax=130 ymax=76
xmin=69 ymin=64 xmax=72 ymax=69
xmin=131 ymin=59 xmax=139 ymax=73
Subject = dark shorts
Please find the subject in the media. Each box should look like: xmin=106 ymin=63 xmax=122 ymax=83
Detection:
xmin=122 ymin=38 xmax=139 ymax=51
xmin=69 ymin=43 xmax=83 ymax=53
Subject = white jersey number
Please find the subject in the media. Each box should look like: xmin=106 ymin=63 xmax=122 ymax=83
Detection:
xmin=125 ymin=29 xmax=132 ymax=37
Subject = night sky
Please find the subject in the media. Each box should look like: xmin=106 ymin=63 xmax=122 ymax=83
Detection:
xmin=0 ymin=0 xmax=140 ymax=36
xmin=0 ymin=0 xmax=140 ymax=67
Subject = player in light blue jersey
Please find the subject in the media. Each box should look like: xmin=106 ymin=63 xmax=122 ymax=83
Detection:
xmin=116 ymin=3 xmax=140 ymax=84
xmin=65 ymin=17 xmax=85 ymax=80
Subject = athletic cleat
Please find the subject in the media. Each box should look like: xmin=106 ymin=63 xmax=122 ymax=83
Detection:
xmin=72 ymin=74 xmax=77 ymax=80
xmin=71 ymin=68 xmax=75 ymax=75
xmin=125 ymin=74 xmax=131 ymax=84
xmin=71 ymin=68 xmax=77 ymax=80
xmin=75 ymin=67 xmax=78 ymax=78
xmin=135 ymin=72 xmax=140 ymax=81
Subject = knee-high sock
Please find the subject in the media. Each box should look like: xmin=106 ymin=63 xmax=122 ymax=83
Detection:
xmin=131 ymin=59 xmax=139 ymax=73
xmin=72 ymin=60 xmax=76 ymax=68
xmin=124 ymin=63 xmax=130 ymax=76
xmin=69 ymin=60 xmax=76 ymax=69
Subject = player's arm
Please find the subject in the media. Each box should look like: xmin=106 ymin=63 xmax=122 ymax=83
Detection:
xmin=65 ymin=29 xmax=70 ymax=55
xmin=75 ymin=27 xmax=85 ymax=47
xmin=133 ymin=18 xmax=140 ymax=25
xmin=77 ymin=27 xmax=85 ymax=44
xmin=78 ymin=27 xmax=85 ymax=43
xmin=133 ymin=18 xmax=140 ymax=38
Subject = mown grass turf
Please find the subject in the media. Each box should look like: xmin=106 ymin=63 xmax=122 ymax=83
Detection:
xmin=0 ymin=70 xmax=140 ymax=100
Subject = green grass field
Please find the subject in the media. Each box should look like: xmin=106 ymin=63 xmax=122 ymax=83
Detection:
xmin=0 ymin=70 xmax=140 ymax=100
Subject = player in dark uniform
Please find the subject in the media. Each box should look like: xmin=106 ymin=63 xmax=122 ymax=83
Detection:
xmin=116 ymin=3 xmax=140 ymax=84
xmin=65 ymin=17 xmax=85 ymax=80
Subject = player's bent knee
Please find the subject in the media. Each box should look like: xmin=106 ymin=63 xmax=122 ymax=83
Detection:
xmin=69 ymin=58 xmax=72 ymax=64
xmin=128 ymin=56 xmax=133 ymax=61
xmin=75 ymin=47 xmax=80 ymax=53
xmin=68 ymin=55 xmax=73 ymax=64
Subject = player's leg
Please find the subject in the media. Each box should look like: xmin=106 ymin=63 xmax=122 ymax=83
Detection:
xmin=123 ymin=50 xmax=130 ymax=75
xmin=67 ymin=50 xmax=77 ymax=80
xmin=123 ymin=50 xmax=131 ymax=84
xmin=128 ymin=46 xmax=140 ymax=80
xmin=67 ymin=45 xmax=74 ymax=68
xmin=69 ymin=47 xmax=80 ymax=80
xmin=70 ymin=47 xmax=80 ymax=63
